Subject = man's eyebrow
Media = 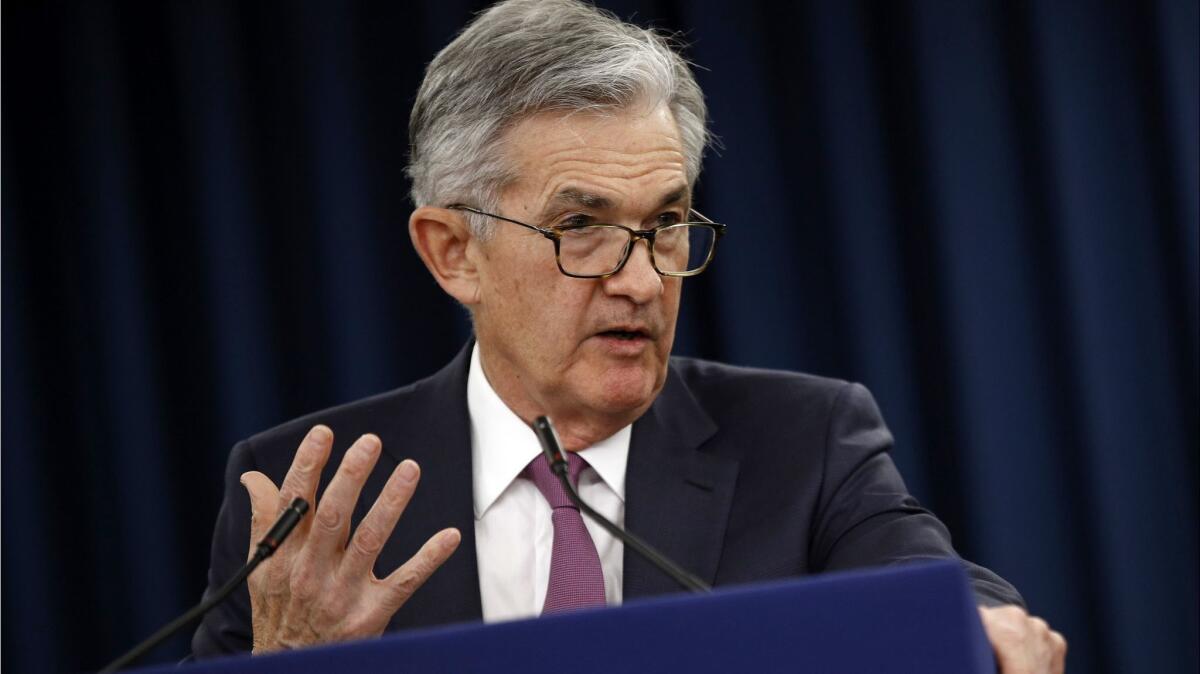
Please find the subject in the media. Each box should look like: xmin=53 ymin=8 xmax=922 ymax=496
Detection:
xmin=540 ymin=186 xmax=691 ymax=219
xmin=542 ymin=189 xmax=613 ymax=217
xmin=657 ymin=187 xmax=691 ymax=209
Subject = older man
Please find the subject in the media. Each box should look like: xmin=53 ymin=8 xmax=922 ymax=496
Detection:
xmin=192 ymin=0 xmax=1066 ymax=671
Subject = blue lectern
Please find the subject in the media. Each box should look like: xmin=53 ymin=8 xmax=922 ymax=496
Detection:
xmin=135 ymin=560 xmax=994 ymax=673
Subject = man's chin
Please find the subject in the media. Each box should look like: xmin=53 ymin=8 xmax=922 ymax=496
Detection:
xmin=584 ymin=368 xmax=662 ymax=417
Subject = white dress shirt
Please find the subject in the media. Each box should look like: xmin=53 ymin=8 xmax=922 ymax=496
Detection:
xmin=468 ymin=343 xmax=628 ymax=622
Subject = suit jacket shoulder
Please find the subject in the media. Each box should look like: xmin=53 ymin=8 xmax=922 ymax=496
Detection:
xmin=643 ymin=356 xmax=1021 ymax=607
xmin=667 ymin=355 xmax=854 ymax=439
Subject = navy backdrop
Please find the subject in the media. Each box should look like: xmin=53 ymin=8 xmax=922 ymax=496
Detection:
xmin=3 ymin=1 xmax=1196 ymax=672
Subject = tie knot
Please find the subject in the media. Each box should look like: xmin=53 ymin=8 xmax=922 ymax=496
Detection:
xmin=524 ymin=452 xmax=585 ymax=509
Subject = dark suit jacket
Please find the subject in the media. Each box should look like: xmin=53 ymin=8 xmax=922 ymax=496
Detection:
xmin=192 ymin=343 xmax=1022 ymax=657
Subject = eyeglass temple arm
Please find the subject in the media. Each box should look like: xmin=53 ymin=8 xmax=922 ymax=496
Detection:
xmin=447 ymin=204 xmax=557 ymax=239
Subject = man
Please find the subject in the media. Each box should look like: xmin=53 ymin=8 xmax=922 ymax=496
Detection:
xmin=192 ymin=1 xmax=1066 ymax=671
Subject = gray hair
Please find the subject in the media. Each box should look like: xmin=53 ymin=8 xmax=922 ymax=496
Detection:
xmin=406 ymin=0 xmax=711 ymax=237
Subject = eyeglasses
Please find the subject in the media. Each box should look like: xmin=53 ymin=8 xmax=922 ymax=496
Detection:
xmin=447 ymin=204 xmax=727 ymax=279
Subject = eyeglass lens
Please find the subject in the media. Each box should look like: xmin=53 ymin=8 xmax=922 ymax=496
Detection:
xmin=558 ymin=224 xmax=717 ymax=276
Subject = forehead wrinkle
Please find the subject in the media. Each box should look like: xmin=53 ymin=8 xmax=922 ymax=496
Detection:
xmin=535 ymin=156 xmax=688 ymax=194
xmin=536 ymin=164 xmax=685 ymax=201
xmin=511 ymin=149 xmax=686 ymax=213
xmin=536 ymin=144 xmax=685 ymax=168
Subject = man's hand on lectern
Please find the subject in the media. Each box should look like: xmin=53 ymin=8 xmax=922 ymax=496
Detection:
xmin=240 ymin=425 xmax=461 ymax=653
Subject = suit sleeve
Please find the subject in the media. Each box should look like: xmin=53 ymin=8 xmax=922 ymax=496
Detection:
xmin=810 ymin=382 xmax=1024 ymax=608
xmin=191 ymin=440 xmax=257 ymax=658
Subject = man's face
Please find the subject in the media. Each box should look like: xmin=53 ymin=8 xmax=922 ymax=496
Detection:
xmin=470 ymin=104 xmax=687 ymax=434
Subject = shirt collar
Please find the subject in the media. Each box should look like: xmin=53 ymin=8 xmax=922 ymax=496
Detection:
xmin=467 ymin=342 xmax=629 ymax=519
xmin=577 ymin=424 xmax=629 ymax=502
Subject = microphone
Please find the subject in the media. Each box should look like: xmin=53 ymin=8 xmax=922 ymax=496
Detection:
xmin=99 ymin=497 xmax=310 ymax=673
xmin=531 ymin=416 xmax=710 ymax=594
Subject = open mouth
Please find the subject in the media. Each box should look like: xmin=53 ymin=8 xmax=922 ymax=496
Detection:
xmin=598 ymin=329 xmax=648 ymax=341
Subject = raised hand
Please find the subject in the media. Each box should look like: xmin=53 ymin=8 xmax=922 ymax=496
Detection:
xmin=240 ymin=425 xmax=460 ymax=653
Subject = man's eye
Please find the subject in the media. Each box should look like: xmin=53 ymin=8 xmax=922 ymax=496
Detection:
xmin=657 ymin=212 xmax=684 ymax=226
xmin=559 ymin=214 xmax=592 ymax=228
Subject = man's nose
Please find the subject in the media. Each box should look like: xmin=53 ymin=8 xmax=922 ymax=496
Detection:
xmin=602 ymin=239 xmax=663 ymax=304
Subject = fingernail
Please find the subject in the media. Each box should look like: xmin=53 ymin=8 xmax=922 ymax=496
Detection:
xmin=310 ymin=425 xmax=332 ymax=442
xmin=398 ymin=460 xmax=418 ymax=483
xmin=442 ymin=528 xmax=461 ymax=550
xmin=359 ymin=434 xmax=381 ymax=453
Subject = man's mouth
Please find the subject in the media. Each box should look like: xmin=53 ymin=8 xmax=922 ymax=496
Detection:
xmin=597 ymin=329 xmax=649 ymax=341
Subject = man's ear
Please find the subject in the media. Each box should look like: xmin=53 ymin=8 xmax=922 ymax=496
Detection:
xmin=408 ymin=207 xmax=482 ymax=307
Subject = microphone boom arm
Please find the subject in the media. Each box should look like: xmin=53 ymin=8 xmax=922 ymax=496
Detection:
xmin=99 ymin=498 xmax=310 ymax=672
xmin=532 ymin=416 xmax=711 ymax=594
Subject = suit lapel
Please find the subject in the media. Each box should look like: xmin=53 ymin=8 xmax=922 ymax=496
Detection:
xmin=623 ymin=364 xmax=739 ymax=600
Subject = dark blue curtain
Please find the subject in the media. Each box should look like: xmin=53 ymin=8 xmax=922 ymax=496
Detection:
xmin=3 ymin=1 xmax=1195 ymax=672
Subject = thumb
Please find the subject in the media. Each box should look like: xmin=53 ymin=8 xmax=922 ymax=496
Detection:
xmin=241 ymin=471 xmax=280 ymax=561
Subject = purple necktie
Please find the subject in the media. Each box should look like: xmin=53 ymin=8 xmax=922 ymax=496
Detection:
xmin=524 ymin=452 xmax=607 ymax=614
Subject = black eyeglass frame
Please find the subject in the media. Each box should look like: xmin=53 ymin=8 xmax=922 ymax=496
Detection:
xmin=447 ymin=204 xmax=727 ymax=279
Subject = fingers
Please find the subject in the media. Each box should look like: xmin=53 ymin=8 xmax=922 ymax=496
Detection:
xmin=305 ymin=434 xmax=383 ymax=562
xmin=341 ymin=459 xmax=422 ymax=576
xmin=277 ymin=425 xmax=335 ymax=529
xmin=980 ymin=605 xmax=1031 ymax=673
xmin=376 ymin=528 xmax=461 ymax=616
xmin=1050 ymin=630 xmax=1067 ymax=674
xmin=241 ymin=471 xmax=282 ymax=561
xmin=243 ymin=426 xmax=460 ymax=652
xmin=979 ymin=605 xmax=1066 ymax=674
